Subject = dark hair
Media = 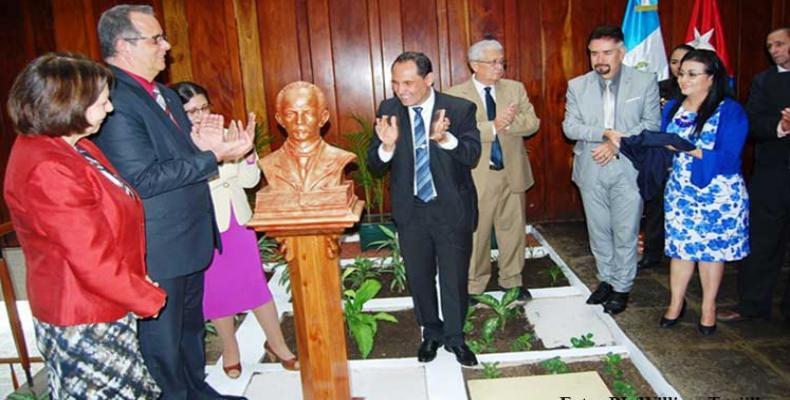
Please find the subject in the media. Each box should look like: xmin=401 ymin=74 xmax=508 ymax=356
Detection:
xmin=588 ymin=25 xmax=624 ymax=45
xmin=668 ymin=49 xmax=733 ymax=136
xmin=392 ymin=51 xmax=433 ymax=77
xmin=665 ymin=44 xmax=696 ymax=97
xmin=6 ymin=52 xmax=113 ymax=137
xmin=170 ymin=81 xmax=210 ymax=104
xmin=97 ymin=4 xmax=154 ymax=59
xmin=672 ymin=43 xmax=695 ymax=54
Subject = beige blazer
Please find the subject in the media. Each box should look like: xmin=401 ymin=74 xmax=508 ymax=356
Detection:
xmin=209 ymin=156 xmax=261 ymax=232
xmin=445 ymin=78 xmax=540 ymax=193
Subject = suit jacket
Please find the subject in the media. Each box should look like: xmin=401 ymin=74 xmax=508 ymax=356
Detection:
xmin=444 ymin=78 xmax=540 ymax=193
xmin=562 ymin=65 xmax=661 ymax=189
xmin=367 ymin=91 xmax=481 ymax=231
xmin=210 ymin=156 xmax=260 ymax=232
xmin=3 ymin=136 xmax=165 ymax=325
xmin=260 ymin=141 xmax=355 ymax=192
xmin=746 ymin=67 xmax=790 ymax=171
xmin=93 ymin=67 xmax=220 ymax=280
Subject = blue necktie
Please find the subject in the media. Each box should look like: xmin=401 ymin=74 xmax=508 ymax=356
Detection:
xmin=412 ymin=107 xmax=436 ymax=202
xmin=485 ymin=87 xmax=504 ymax=170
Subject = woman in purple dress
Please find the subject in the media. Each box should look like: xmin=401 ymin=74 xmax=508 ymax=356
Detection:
xmin=172 ymin=81 xmax=298 ymax=378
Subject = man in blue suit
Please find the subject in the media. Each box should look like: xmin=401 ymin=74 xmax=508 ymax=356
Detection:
xmin=368 ymin=52 xmax=481 ymax=366
xmin=94 ymin=5 xmax=252 ymax=399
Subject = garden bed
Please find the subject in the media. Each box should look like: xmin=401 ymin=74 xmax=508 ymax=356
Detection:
xmin=465 ymin=307 xmax=546 ymax=353
xmin=280 ymin=310 xmax=421 ymax=360
xmin=483 ymin=256 xmax=570 ymax=291
xmin=462 ymin=357 xmax=657 ymax=399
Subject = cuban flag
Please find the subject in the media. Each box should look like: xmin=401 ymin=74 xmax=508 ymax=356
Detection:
xmin=685 ymin=0 xmax=734 ymax=78
xmin=622 ymin=0 xmax=669 ymax=81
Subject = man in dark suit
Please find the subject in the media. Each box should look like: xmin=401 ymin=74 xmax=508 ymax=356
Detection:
xmin=368 ymin=52 xmax=481 ymax=366
xmin=94 ymin=5 xmax=252 ymax=399
xmin=718 ymin=27 xmax=790 ymax=323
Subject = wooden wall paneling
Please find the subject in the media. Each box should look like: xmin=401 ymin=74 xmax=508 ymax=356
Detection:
xmin=183 ymin=0 xmax=246 ymax=120
xmin=516 ymin=0 xmax=547 ymax=220
xmin=328 ymin=0 xmax=377 ymax=144
xmin=401 ymin=0 xmax=442 ymax=88
xmin=162 ymin=0 xmax=193 ymax=84
xmin=52 ymin=0 xmax=99 ymax=59
xmin=667 ymin=0 xmax=694 ymax=51
xmin=367 ymin=0 xmax=388 ymax=107
xmin=736 ymin=0 xmax=773 ymax=102
xmin=295 ymin=0 xmax=314 ymax=84
xmin=445 ymin=0 xmax=472 ymax=86
xmin=233 ymin=0 xmax=269 ymax=145
xmin=305 ymin=0 xmax=340 ymax=141
xmin=658 ymin=0 xmax=674 ymax=53
xmin=502 ymin=0 xmax=520 ymax=81
xmin=377 ymin=0 xmax=404 ymax=99
xmin=603 ymin=0 xmax=627 ymax=26
xmin=436 ymin=0 xmax=453 ymax=90
xmin=257 ymin=0 xmax=302 ymax=145
xmin=468 ymin=0 xmax=505 ymax=43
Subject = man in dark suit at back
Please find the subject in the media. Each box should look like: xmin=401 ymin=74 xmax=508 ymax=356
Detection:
xmin=368 ymin=51 xmax=481 ymax=366
xmin=718 ymin=27 xmax=790 ymax=323
xmin=94 ymin=4 xmax=252 ymax=399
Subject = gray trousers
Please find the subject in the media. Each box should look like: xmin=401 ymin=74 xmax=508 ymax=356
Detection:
xmin=578 ymin=159 xmax=642 ymax=293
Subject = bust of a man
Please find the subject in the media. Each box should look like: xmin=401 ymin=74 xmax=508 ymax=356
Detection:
xmin=260 ymin=81 xmax=355 ymax=192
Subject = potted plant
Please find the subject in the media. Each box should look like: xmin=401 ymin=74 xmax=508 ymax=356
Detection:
xmin=344 ymin=114 xmax=394 ymax=250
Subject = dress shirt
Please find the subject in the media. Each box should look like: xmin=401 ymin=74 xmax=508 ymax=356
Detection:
xmin=472 ymin=76 xmax=498 ymax=136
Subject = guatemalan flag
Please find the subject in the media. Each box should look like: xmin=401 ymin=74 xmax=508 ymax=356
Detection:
xmin=685 ymin=0 xmax=734 ymax=79
xmin=622 ymin=0 xmax=669 ymax=81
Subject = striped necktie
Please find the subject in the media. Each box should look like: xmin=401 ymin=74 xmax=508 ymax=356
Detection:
xmin=412 ymin=106 xmax=436 ymax=202
xmin=153 ymin=86 xmax=179 ymax=128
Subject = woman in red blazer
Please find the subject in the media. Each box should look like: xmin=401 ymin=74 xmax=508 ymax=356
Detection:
xmin=3 ymin=53 xmax=166 ymax=399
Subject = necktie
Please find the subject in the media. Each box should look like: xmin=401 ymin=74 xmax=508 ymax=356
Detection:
xmin=153 ymin=87 xmax=168 ymax=111
xmin=603 ymin=80 xmax=614 ymax=129
xmin=153 ymin=86 xmax=179 ymax=128
xmin=412 ymin=107 xmax=436 ymax=202
xmin=485 ymin=87 xmax=504 ymax=170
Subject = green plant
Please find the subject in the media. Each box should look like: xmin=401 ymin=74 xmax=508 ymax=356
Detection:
xmin=466 ymin=338 xmax=493 ymax=354
xmin=481 ymin=362 xmax=502 ymax=379
xmin=7 ymin=390 xmax=49 ymax=400
xmin=259 ymin=235 xmax=290 ymax=294
xmin=612 ymin=380 xmax=639 ymax=400
xmin=472 ymin=287 xmax=522 ymax=343
xmin=343 ymin=279 xmax=397 ymax=358
xmin=342 ymin=256 xmax=382 ymax=290
xmin=570 ymin=332 xmax=595 ymax=348
xmin=345 ymin=114 xmax=387 ymax=219
xmin=510 ymin=332 xmax=534 ymax=352
xmin=547 ymin=265 xmax=563 ymax=286
xmin=254 ymin=121 xmax=275 ymax=156
xmin=371 ymin=225 xmax=407 ymax=292
xmin=205 ymin=321 xmax=217 ymax=335
xmin=603 ymin=352 xmax=624 ymax=378
xmin=540 ymin=356 xmax=570 ymax=374
xmin=602 ymin=353 xmax=638 ymax=400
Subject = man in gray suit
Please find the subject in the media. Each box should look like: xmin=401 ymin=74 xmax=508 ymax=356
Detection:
xmin=562 ymin=25 xmax=660 ymax=314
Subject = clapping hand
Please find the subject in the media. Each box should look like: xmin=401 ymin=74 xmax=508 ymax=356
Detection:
xmin=493 ymin=103 xmax=517 ymax=132
xmin=375 ymin=115 xmax=399 ymax=152
xmin=192 ymin=113 xmax=256 ymax=162
xmin=781 ymin=107 xmax=790 ymax=133
xmin=430 ymin=109 xmax=451 ymax=144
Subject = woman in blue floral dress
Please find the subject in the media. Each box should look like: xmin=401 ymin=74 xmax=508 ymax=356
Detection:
xmin=660 ymin=50 xmax=749 ymax=335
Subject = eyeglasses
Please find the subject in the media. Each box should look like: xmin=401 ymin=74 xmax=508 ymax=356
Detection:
xmin=123 ymin=33 xmax=168 ymax=45
xmin=677 ymin=71 xmax=708 ymax=79
xmin=184 ymin=103 xmax=210 ymax=116
xmin=474 ymin=59 xmax=507 ymax=69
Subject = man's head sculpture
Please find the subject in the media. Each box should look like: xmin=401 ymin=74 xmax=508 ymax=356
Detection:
xmin=259 ymin=81 xmax=356 ymax=193
xmin=275 ymin=81 xmax=330 ymax=148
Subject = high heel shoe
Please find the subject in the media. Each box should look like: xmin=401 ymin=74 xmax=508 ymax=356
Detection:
xmin=223 ymin=362 xmax=242 ymax=379
xmin=264 ymin=341 xmax=299 ymax=371
xmin=659 ymin=300 xmax=687 ymax=328
xmin=698 ymin=321 xmax=717 ymax=336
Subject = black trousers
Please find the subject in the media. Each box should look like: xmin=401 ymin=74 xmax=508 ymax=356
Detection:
xmin=737 ymin=168 xmax=790 ymax=319
xmin=398 ymin=199 xmax=472 ymax=347
xmin=138 ymin=271 xmax=223 ymax=400
xmin=641 ymin=186 xmax=665 ymax=262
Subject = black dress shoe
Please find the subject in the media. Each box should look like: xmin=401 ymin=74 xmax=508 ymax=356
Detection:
xmin=659 ymin=300 xmax=686 ymax=328
xmin=603 ymin=291 xmax=629 ymax=315
xmin=417 ymin=338 xmax=441 ymax=362
xmin=586 ymin=282 xmax=613 ymax=304
xmin=637 ymin=258 xmax=661 ymax=269
xmin=222 ymin=396 xmax=249 ymax=400
xmin=444 ymin=344 xmax=478 ymax=367
xmin=698 ymin=322 xmax=717 ymax=336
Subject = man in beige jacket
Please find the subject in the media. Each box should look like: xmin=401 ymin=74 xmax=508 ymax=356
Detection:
xmin=445 ymin=39 xmax=540 ymax=303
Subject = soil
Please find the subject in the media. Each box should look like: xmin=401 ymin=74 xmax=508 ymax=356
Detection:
xmin=465 ymin=307 xmax=546 ymax=353
xmin=484 ymin=256 xmax=570 ymax=291
xmin=374 ymin=272 xmax=411 ymax=298
xmin=339 ymin=233 xmax=542 ymax=260
xmin=280 ymin=310 xmax=422 ymax=360
xmin=462 ymin=358 xmax=657 ymax=398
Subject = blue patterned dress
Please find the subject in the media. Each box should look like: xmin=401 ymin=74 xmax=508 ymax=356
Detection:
xmin=664 ymin=104 xmax=749 ymax=262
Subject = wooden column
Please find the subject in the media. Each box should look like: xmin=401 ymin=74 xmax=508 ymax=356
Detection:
xmin=250 ymin=188 xmax=363 ymax=400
